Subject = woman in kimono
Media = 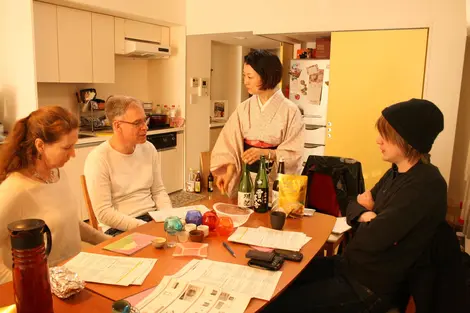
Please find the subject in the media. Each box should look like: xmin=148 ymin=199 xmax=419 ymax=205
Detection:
xmin=211 ymin=50 xmax=304 ymax=197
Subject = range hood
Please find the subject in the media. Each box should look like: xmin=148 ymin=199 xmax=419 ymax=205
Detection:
xmin=124 ymin=39 xmax=171 ymax=59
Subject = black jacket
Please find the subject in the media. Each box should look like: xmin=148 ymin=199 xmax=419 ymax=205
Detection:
xmin=342 ymin=162 xmax=447 ymax=298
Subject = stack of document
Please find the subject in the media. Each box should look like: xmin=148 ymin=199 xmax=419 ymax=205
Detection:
xmin=149 ymin=205 xmax=210 ymax=222
xmin=228 ymin=226 xmax=311 ymax=251
xmin=64 ymin=252 xmax=156 ymax=286
xmin=332 ymin=217 xmax=352 ymax=234
xmin=136 ymin=276 xmax=251 ymax=313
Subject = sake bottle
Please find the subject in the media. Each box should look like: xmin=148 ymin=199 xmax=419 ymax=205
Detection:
xmin=238 ymin=163 xmax=253 ymax=208
xmin=253 ymin=156 xmax=269 ymax=213
xmin=194 ymin=171 xmax=201 ymax=193
xmin=272 ymin=158 xmax=285 ymax=210
xmin=208 ymin=172 xmax=214 ymax=193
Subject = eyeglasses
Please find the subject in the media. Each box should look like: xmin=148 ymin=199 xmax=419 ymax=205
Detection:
xmin=117 ymin=118 xmax=150 ymax=128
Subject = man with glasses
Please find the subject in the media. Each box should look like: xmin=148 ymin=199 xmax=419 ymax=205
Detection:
xmin=84 ymin=95 xmax=172 ymax=236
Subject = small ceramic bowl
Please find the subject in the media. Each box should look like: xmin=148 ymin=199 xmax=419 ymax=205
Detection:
xmin=151 ymin=237 xmax=167 ymax=249
xmin=189 ymin=230 xmax=204 ymax=242
xmin=197 ymin=225 xmax=209 ymax=237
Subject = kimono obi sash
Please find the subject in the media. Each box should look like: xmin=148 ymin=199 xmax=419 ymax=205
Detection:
xmin=243 ymin=139 xmax=277 ymax=173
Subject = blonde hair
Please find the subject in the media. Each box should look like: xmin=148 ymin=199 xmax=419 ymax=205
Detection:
xmin=376 ymin=115 xmax=429 ymax=164
xmin=105 ymin=95 xmax=143 ymax=124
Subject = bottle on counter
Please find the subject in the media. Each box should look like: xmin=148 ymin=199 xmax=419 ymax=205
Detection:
xmin=208 ymin=172 xmax=214 ymax=193
xmin=194 ymin=171 xmax=202 ymax=193
xmin=187 ymin=168 xmax=195 ymax=192
xmin=253 ymin=156 xmax=269 ymax=213
xmin=272 ymin=158 xmax=285 ymax=210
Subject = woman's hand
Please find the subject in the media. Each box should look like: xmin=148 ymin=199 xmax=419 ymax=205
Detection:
xmin=357 ymin=190 xmax=374 ymax=211
xmin=358 ymin=211 xmax=377 ymax=223
xmin=242 ymin=148 xmax=270 ymax=165
xmin=216 ymin=164 xmax=235 ymax=195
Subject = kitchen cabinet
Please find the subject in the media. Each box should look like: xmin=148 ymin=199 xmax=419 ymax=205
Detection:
xmin=114 ymin=17 xmax=125 ymax=54
xmin=33 ymin=2 xmax=59 ymax=82
xmin=161 ymin=27 xmax=170 ymax=46
xmin=124 ymin=20 xmax=162 ymax=44
xmin=92 ymin=13 xmax=115 ymax=83
xmin=160 ymin=132 xmax=184 ymax=193
xmin=57 ymin=6 xmax=93 ymax=83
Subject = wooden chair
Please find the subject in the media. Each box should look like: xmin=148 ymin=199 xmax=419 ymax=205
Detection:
xmin=199 ymin=151 xmax=212 ymax=190
xmin=80 ymin=175 xmax=99 ymax=230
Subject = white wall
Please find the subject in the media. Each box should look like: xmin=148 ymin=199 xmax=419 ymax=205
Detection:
xmin=211 ymin=42 xmax=243 ymax=118
xmin=148 ymin=26 xmax=186 ymax=117
xmin=186 ymin=36 xmax=212 ymax=173
xmin=37 ymin=56 xmax=150 ymax=112
xmin=0 ymin=0 xmax=38 ymax=130
xmin=449 ymin=38 xmax=470 ymax=204
xmin=186 ymin=0 xmax=467 ymax=183
xmin=43 ymin=0 xmax=185 ymax=25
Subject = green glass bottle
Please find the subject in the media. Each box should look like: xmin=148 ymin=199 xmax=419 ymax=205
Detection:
xmin=238 ymin=163 xmax=253 ymax=209
xmin=254 ymin=156 xmax=269 ymax=213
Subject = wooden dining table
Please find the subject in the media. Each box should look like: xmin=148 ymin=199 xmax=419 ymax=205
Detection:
xmin=0 ymin=282 xmax=113 ymax=313
xmin=81 ymin=193 xmax=336 ymax=313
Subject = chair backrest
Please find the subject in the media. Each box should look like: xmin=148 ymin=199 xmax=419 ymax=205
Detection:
xmin=200 ymin=151 xmax=211 ymax=190
xmin=80 ymin=175 xmax=99 ymax=230
xmin=302 ymin=155 xmax=365 ymax=217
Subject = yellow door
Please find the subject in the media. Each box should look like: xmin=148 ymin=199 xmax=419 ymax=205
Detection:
xmin=326 ymin=29 xmax=428 ymax=189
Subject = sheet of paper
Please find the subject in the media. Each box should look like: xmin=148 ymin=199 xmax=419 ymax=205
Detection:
xmin=228 ymin=226 xmax=311 ymax=251
xmin=64 ymin=252 xmax=157 ymax=286
xmin=171 ymin=259 xmax=282 ymax=301
xmin=136 ymin=276 xmax=251 ymax=313
xmin=332 ymin=217 xmax=352 ymax=234
xmin=149 ymin=205 xmax=210 ymax=222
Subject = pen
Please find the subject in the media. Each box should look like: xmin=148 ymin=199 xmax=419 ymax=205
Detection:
xmin=222 ymin=242 xmax=236 ymax=258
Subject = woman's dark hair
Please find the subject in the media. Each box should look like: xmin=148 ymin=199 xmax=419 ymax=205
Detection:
xmin=0 ymin=106 xmax=78 ymax=182
xmin=244 ymin=49 xmax=283 ymax=90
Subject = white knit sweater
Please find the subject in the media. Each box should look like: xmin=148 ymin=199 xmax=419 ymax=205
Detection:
xmin=0 ymin=171 xmax=109 ymax=285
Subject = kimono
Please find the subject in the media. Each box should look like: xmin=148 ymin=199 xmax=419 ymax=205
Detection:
xmin=211 ymin=90 xmax=304 ymax=197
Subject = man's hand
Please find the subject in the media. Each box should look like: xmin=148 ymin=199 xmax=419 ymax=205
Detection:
xmin=358 ymin=211 xmax=377 ymax=223
xmin=357 ymin=190 xmax=375 ymax=211
xmin=215 ymin=164 xmax=235 ymax=195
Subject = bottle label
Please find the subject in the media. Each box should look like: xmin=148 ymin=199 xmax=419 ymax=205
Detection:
xmin=253 ymin=188 xmax=268 ymax=212
xmin=208 ymin=181 xmax=213 ymax=191
xmin=238 ymin=192 xmax=252 ymax=208
xmin=272 ymin=190 xmax=279 ymax=208
xmin=194 ymin=181 xmax=201 ymax=193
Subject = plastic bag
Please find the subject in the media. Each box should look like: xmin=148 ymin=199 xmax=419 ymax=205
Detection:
xmin=278 ymin=174 xmax=308 ymax=217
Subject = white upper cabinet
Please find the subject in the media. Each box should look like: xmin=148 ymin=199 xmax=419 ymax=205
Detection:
xmin=33 ymin=2 xmax=59 ymax=82
xmin=92 ymin=13 xmax=115 ymax=83
xmin=114 ymin=17 xmax=125 ymax=54
xmin=124 ymin=20 xmax=162 ymax=43
xmin=57 ymin=6 xmax=93 ymax=83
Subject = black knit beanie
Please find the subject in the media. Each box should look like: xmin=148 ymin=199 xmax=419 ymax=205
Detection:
xmin=381 ymin=99 xmax=444 ymax=154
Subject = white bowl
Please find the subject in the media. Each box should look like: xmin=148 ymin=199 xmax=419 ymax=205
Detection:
xmin=213 ymin=203 xmax=253 ymax=227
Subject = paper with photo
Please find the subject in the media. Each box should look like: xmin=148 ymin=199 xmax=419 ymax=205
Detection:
xmin=136 ymin=276 xmax=250 ymax=313
xmin=172 ymin=259 xmax=282 ymax=301
xmin=149 ymin=205 xmax=210 ymax=222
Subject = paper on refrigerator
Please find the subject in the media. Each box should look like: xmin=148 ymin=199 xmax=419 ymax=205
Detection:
xmin=149 ymin=205 xmax=210 ymax=222
xmin=171 ymin=259 xmax=282 ymax=301
xmin=228 ymin=226 xmax=311 ymax=251
xmin=136 ymin=276 xmax=251 ymax=313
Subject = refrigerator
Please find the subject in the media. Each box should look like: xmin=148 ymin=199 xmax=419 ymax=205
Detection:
xmin=288 ymin=59 xmax=330 ymax=164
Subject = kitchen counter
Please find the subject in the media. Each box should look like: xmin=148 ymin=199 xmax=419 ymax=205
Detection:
xmin=76 ymin=127 xmax=184 ymax=147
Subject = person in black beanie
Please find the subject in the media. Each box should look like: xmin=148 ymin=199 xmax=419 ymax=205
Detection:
xmin=262 ymin=99 xmax=448 ymax=313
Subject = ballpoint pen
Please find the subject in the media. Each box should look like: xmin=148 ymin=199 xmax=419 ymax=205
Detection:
xmin=222 ymin=242 xmax=236 ymax=258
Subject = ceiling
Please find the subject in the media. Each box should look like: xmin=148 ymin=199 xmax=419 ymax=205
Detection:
xmin=206 ymin=32 xmax=280 ymax=49
xmin=203 ymin=31 xmax=332 ymax=48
